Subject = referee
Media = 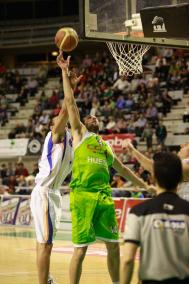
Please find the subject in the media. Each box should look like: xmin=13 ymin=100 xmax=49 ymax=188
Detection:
xmin=121 ymin=152 xmax=189 ymax=284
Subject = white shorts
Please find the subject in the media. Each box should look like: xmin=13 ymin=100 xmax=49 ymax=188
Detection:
xmin=30 ymin=185 xmax=62 ymax=244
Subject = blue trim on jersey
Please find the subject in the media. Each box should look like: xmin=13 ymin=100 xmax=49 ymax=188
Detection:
xmin=47 ymin=201 xmax=53 ymax=244
xmin=47 ymin=134 xmax=53 ymax=172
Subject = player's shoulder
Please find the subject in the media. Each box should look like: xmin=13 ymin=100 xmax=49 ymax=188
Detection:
xmin=130 ymin=198 xmax=156 ymax=217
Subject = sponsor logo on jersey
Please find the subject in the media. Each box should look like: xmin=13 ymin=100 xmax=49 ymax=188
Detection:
xmin=87 ymin=144 xmax=104 ymax=154
xmin=87 ymin=156 xmax=107 ymax=166
xmin=153 ymin=218 xmax=186 ymax=232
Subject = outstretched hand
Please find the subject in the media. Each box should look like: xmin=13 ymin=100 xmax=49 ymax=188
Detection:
xmin=56 ymin=52 xmax=71 ymax=73
xmin=57 ymin=52 xmax=83 ymax=90
xmin=122 ymin=139 xmax=134 ymax=153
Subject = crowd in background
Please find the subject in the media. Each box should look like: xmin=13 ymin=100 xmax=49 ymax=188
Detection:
xmin=0 ymin=47 xmax=189 ymax=196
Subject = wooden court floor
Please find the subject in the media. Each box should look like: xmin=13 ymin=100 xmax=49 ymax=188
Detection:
xmin=0 ymin=226 xmax=139 ymax=284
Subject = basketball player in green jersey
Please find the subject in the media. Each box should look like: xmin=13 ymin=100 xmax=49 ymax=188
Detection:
xmin=57 ymin=53 xmax=151 ymax=284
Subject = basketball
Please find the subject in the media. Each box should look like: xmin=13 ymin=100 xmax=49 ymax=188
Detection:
xmin=54 ymin=27 xmax=79 ymax=52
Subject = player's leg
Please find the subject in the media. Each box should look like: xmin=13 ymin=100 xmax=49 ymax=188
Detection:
xmin=69 ymin=246 xmax=88 ymax=284
xmin=30 ymin=187 xmax=60 ymax=284
xmin=36 ymin=242 xmax=53 ymax=284
xmin=94 ymin=192 xmax=120 ymax=283
xmin=69 ymin=190 xmax=97 ymax=284
xmin=105 ymin=241 xmax=120 ymax=283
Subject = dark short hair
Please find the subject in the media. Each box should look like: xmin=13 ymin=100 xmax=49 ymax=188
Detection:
xmin=153 ymin=152 xmax=182 ymax=191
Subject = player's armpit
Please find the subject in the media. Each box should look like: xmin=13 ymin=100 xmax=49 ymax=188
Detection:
xmin=72 ymin=123 xmax=88 ymax=149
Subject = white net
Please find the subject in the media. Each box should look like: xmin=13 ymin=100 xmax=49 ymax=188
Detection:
xmin=106 ymin=42 xmax=150 ymax=76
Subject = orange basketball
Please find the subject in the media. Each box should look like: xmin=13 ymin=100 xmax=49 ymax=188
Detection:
xmin=54 ymin=27 xmax=79 ymax=52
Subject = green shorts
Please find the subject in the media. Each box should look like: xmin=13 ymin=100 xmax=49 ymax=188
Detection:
xmin=70 ymin=190 xmax=119 ymax=246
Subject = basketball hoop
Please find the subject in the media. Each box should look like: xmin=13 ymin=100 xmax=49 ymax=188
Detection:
xmin=106 ymin=41 xmax=150 ymax=76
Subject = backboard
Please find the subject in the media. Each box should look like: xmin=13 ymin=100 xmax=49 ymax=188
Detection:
xmin=79 ymin=0 xmax=189 ymax=48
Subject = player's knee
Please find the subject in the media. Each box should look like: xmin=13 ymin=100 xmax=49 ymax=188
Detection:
xmin=37 ymin=242 xmax=53 ymax=253
xmin=73 ymin=247 xmax=87 ymax=261
xmin=106 ymin=242 xmax=120 ymax=256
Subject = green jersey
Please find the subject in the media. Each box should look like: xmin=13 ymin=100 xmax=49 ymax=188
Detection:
xmin=70 ymin=132 xmax=114 ymax=192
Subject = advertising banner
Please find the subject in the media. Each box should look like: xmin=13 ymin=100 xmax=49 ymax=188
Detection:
xmin=102 ymin=134 xmax=135 ymax=153
xmin=0 ymin=196 xmax=20 ymax=224
xmin=15 ymin=197 xmax=32 ymax=226
xmin=113 ymin=198 xmax=125 ymax=231
xmin=0 ymin=195 xmax=147 ymax=234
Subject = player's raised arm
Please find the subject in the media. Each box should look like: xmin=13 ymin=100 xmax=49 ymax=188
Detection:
xmin=57 ymin=53 xmax=84 ymax=136
xmin=112 ymin=155 xmax=151 ymax=191
xmin=124 ymin=140 xmax=153 ymax=174
xmin=51 ymin=100 xmax=68 ymax=144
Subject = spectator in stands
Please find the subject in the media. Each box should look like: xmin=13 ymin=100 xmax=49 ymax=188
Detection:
xmin=52 ymin=102 xmax=61 ymax=117
xmin=155 ymin=120 xmax=167 ymax=146
xmin=7 ymin=162 xmax=15 ymax=177
xmin=82 ymin=54 xmax=92 ymax=67
xmin=9 ymin=123 xmax=27 ymax=139
xmin=112 ymin=76 xmax=131 ymax=95
xmin=16 ymin=175 xmax=28 ymax=195
xmin=48 ymin=90 xmax=59 ymax=109
xmin=154 ymin=55 xmax=169 ymax=80
xmin=90 ymin=96 xmax=100 ymax=116
xmin=33 ymin=101 xmax=42 ymax=117
xmin=31 ymin=163 xmax=39 ymax=176
xmin=133 ymin=113 xmax=147 ymax=137
xmin=105 ymin=116 xmax=116 ymax=133
xmin=136 ymin=165 xmax=151 ymax=185
xmin=111 ymin=173 xmax=126 ymax=188
xmin=37 ymin=65 xmax=48 ymax=86
xmin=115 ymin=118 xmax=127 ymax=133
xmin=137 ymin=82 xmax=148 ymax=100
xmin=141 ymin=123 xmax=153 ymax=150
xmin=100 ymin=99 xmax=112 ymax=117
xmin=39 ymin=90 xmax=48 ymax=110
xmin=16 ymin=87 xmax=28 ymax=106
xmin=0 ymin=163 xmax=8 ymax=179
xmin=127 ymin=118 xmax=135 ymax=134
xmin=26 ymin=77 xmax=38 ymax=96
xmin=116 ymin=95 xmax=126 ymax=110
xmin=38 ymin=111 xmax=50 ymax=125
xmin=4 ymin=175 xmax=18 ymax=194
xmin=15 ymin=162 xmax=29 ymax=177
xmin=146 ymin=102 xmax=158 ymax=125
xmin=25 ymin=118 xmax=35 ymax=137
xmin=125 ymin=94 xmax=134 ymax=112
xmin=161 ymin=90 xmax=173 ymax=115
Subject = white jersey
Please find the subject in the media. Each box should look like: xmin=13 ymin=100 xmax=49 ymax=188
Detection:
xmin=178 ymin=158 xmax=189 ymax=201
xmin=35 ymin=130 xmax=73 ymax=190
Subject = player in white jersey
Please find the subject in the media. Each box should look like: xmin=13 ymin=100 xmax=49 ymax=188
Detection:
xmin=30 ymin=71 xmax=82 ymax=284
